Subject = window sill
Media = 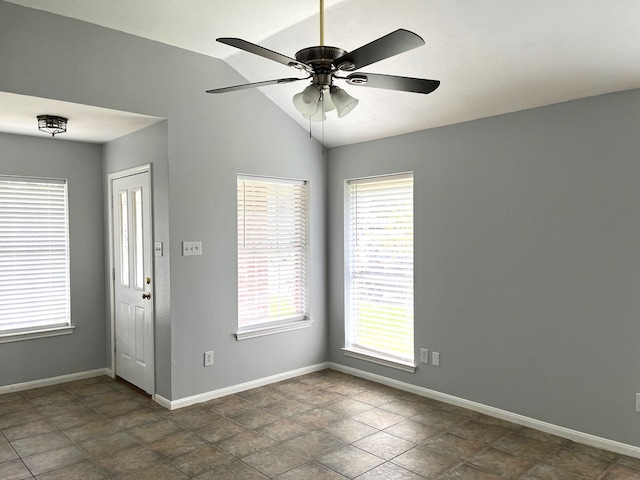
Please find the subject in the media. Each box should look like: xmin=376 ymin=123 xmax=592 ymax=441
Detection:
xmin=342 ymin=347 xmax=417 ymax=373
xmin=235 ymin=319 xmax=313 ymax=340
xmin=0 ymin=325 xmax=75 ymax=344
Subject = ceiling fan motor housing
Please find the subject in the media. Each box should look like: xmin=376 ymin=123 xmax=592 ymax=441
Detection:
xmin=295 ymin=46 xmax=354 ymax=87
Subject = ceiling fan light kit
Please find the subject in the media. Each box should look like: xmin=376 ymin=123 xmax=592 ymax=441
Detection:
xmin=206 ymin=1 xmax=440 ymax=123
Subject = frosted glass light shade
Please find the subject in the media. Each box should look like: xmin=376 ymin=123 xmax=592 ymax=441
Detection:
xmin=304 ymin=109 xmax=327 ymax=122
xmin=293 ymin=85 xmax=321 ymax=115
xmin=331 ymin=87 xmax=359 ymax=118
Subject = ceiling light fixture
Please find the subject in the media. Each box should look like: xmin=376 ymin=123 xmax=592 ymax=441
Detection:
xmin=37 ymin=115 xmax=68 ymax=137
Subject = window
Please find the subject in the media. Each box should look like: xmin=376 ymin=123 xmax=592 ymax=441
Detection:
xmin=344 ymin=173 xmax=415 ymax=371
xmin=236 ymin=175 xmax=310 ymax=339
xmin=0 ymin=176 xmax=73 ymax=342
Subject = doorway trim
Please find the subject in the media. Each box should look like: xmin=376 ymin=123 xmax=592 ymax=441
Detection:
xmin=107 ymin=163 xmax=155 ymax=398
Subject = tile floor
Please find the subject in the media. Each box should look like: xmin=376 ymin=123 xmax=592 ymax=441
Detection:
xmin=1 ymin=369 xmax=639 ymax=479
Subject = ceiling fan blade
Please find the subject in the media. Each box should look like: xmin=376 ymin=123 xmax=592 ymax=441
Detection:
xmin=332 ymin=29 xmax=425 ymax=71
xmin=345 ymin=73 xmax=440 ymax=94
xmin=217 ymin=38 xmax=312 ymax=72
xmin=206 ymin=77 xmax=308 ymax=94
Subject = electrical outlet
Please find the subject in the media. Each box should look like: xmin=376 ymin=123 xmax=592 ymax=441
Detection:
xmin=204 ymin=351 xmax=214 ymax=366
xmin=420 ymin=348 xmax=429 ymax=364
xmin=432 ymin=352 xmax=440 ymax=367
xmin=636 ymin=393 xmax=640 ymax=413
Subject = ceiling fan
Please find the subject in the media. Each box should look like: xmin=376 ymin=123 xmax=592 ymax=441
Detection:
xmin=206 ymin=0 xmax=440 ymax=121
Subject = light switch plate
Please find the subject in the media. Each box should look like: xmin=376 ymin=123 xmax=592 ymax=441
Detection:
xmin=182 ymin=241 xmax=202 ymax=256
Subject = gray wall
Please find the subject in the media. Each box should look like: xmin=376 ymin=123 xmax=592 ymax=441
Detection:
xmin=0 ymin=1 xmax=327 ymax=400
xmin=103 ymin=121 xmax=171 ymax=399
xmin=0 ymin=133 xmax=106 ymax=385
xmin=328 ymin=89 xmax=640 ymax=446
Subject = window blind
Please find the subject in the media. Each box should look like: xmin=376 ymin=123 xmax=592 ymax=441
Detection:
xmin=237 ymin=175 xmax=308 ymax=331
xmin=0 ymin=176 xmax=71 ymax=333
xmin=346 ymin=173 xmax=414 ymax=363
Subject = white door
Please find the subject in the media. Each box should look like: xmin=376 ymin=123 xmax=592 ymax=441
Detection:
xmin=112 ymin=170 xmax=154 ymax=395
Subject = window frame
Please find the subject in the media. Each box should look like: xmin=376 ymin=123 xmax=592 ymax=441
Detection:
xmin=235 ymin=174 xmax=311 ymax=340
xmin=0 ymin=175 xmax=74 ymax=343
xmin=343 ymin=172 xmax=416 ymax=372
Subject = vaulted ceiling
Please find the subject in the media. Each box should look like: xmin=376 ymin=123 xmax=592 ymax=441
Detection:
xmin=4 ymin=0 xmax=640 ymax=147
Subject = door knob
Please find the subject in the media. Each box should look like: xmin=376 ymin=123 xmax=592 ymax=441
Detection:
xmin=142 ymin=292 xmax=151 ymax=300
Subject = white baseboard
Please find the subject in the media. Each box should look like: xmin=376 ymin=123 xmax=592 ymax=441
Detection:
xmin=0 ymin=368 xmax=111 ymax=395
xmin=328 ymin=362 xmax=640 ymax=459
xmin=155 ymin=362 xmax=331 ymax=410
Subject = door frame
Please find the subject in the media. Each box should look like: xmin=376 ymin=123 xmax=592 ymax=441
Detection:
xmin=107 ymin=164 xmax=155 ymax=397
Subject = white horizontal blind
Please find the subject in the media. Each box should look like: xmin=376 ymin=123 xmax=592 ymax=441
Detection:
xmin=347 ymin=173 xmax=414 ymax=362
xmin=0 ymin=176 xmax=70 ymax=333
xmin=237 ymin=175 xmax=308 ymax=330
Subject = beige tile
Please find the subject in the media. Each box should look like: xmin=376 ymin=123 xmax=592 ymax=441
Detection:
xmin=149 ymin=431 xmax=206 ymax=459
xmin=602 ymin=464 xmax=640 ymax=479
xmin=271 ymin=379 xmax=318 ymax=396
xmin=520 ymin=463 xmax=591 ymax=479
xmin=113 ymin=461 xmax=187 ymax=480
xmin=2 ymin=418 xmax=58 ymax=442
xmin=467 ymin=447 xmax=537 ymax=478
xmin=448 ymin=419 xmax=511 ymax=444
xmin=378 ymin=399 xmax=429 ymax=417
xmin=391 ymin=444 xmax=460 ymax=478
xmin=295 ymin=390 xmax=343 ymax=406
xmin=0 ymin=458 xmax=33 ymax=480
xmin=352 ymin=407 xmax=406 ymax=430
xmin=10 ymin=431 xmax=71 ymax=457
xmin=283 ymin=430 xmax=346 ymax=459
xmin=263 ymin=398 xmax=314 ymax=418
xmin=22 ymin=445 xmax=87 ymax=476
xmin=160 ymin=407 xmax=220 ymax=429
xmin=78 ymin=431 xmax=139 ymax=460
xmin=422 ymin=433 xmax=485 ymax=460
xmin=317 ymin=445 xmax=385 ymax=478
xmin=491 ymin=432 xmax=561 ymax=460
xmin=128 ymin=418 xmax=183 ymax=444
xmin=111 ymin=409 xmax=163 ymax=429
xmin=324 ymin=397 xmax=374 ymax=416
xmin=193 ymin=416 xmax=246 ymax=443
xmin=62 ymin=419 xmax=121 ymax=443
xmin=275 ymin=461 xmax=348 ymax=479
xmin=95 ymin=444 xmax=164 ymax=477
xmin=237 ymin=387 xmax=287 ymax=407
xmin=169 ymin=444 xmax=234 ymax=477
xmin=438 ymin=463 xmax=504 ymax=480
xmin=293 ymin=407 xmax=344 ymax=429
xmin=204 ymin=395 xmax=253 ymax=416
xmin=0 ymin=408 xmax=44 ymax=429
xmin=355 ymin=462 xmax=426 ymax=479
xmin=543 ymin=446 xmax=615 ymax=478
xmin=231 ymin=407 xmax=280 ymax=429
xmin=385 ymin=419 xmax=442 ymax=444
xmin=36 ymin=460 xmax=109 ymax=480
xmin=353 ymin=431 xmax=415 ymax=460
xmin=322 ymin=418 xmax=379 ymax=443
xmin=49 ymin=409 xmax=105 ymax=430
xmin=217 ymin=430 xmax=276 ymax=458
xmin=255 ymin=417 xmax=313 ymax=442
xmin=192 ymin=458 xmax=267 ymax=479
xmin=243 ymin=444 xmax=309 ymax=477
xmin=0 ymin=441 xmax=19 ymax=462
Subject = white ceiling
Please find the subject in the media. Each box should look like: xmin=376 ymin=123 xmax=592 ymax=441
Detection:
xmin=4 ymin=0 xmax=640 ymax=147
xmin=0 ymin=92 xmax=163 ymax=143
